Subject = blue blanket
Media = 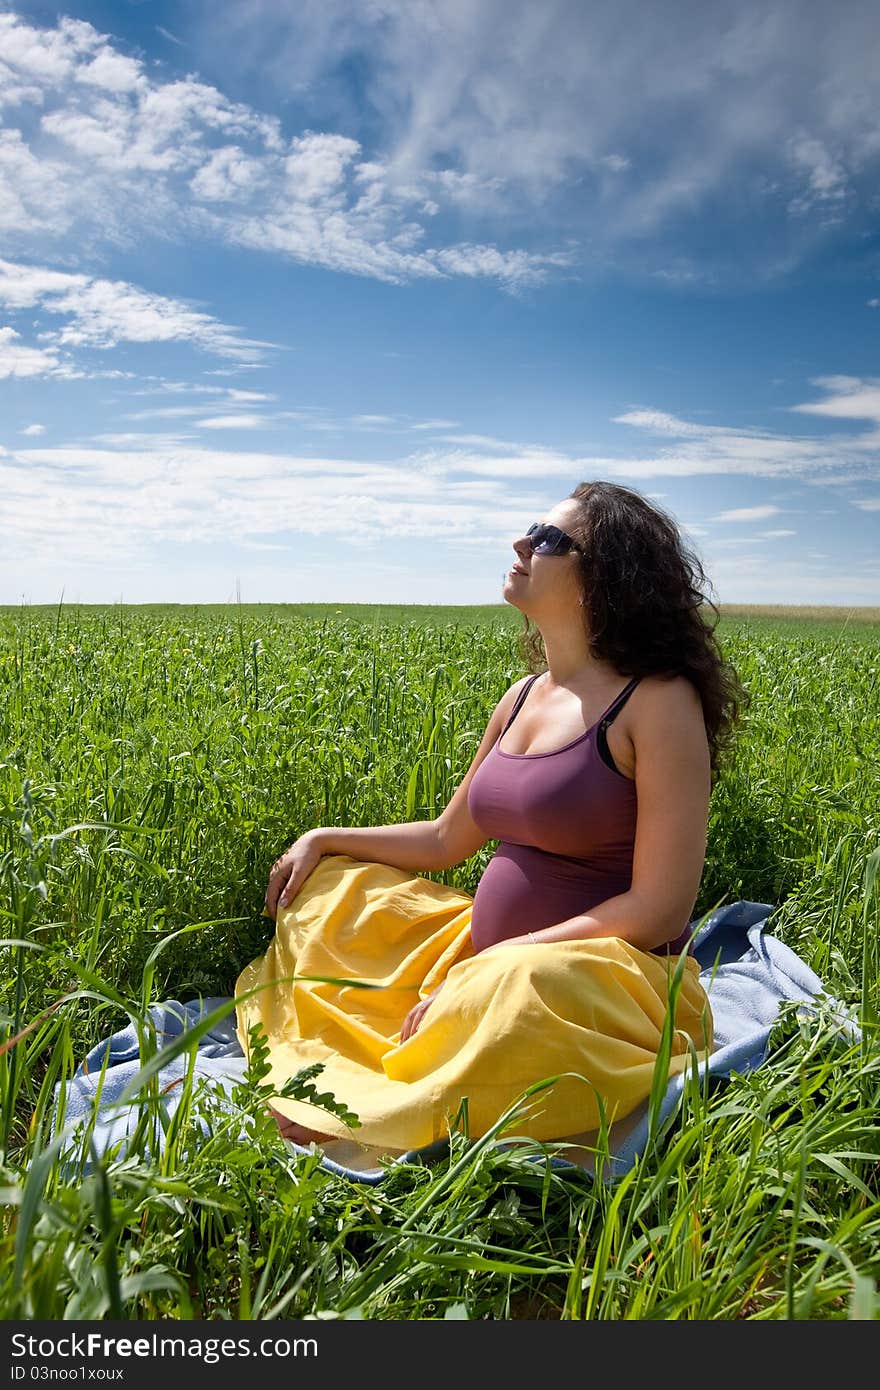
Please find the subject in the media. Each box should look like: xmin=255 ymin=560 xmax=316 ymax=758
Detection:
xmin=50 ymin=900 xmax=855 ymax=1182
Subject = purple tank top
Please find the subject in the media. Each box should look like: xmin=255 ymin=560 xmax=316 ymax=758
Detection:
xmin=467 ymin=673 xmax=689 ymax=956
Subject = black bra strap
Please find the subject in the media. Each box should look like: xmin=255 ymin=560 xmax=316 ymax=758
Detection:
xmin=504 ymin=673 xmax=639 ymax=738
xmin=602 ymin=677 xmax=640 ymax=726
xmin=502 ymin=674 xmax=540 ymax=732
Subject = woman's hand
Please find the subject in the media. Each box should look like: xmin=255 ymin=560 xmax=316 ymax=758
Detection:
xmin=264 ymin=831 xmax=324 ymax=921
xmin=399 ymin=986 xmax=443 ymax=1043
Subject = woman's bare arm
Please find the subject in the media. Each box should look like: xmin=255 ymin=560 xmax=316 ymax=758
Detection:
xmin=267 ymin=677 xmax=531 ymax=918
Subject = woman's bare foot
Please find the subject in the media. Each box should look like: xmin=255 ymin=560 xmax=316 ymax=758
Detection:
xmin=268 ymin=1104 xmax=335 ymax=1146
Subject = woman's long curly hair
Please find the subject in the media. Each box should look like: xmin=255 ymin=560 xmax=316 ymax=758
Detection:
xmin=516 ymin=480 xmax=749 ymax=783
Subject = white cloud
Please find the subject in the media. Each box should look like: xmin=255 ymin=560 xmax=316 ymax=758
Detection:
xmin=0 ymin=442 xmax=549 ymax=570
xmin=90 ymin=432 xmax=196 ymax=447
xmin=0 ymin=12 xmax=567 ymax=291
xmin=1 ymin=426 xmax=877 ymax=604
xmin=613 ymin=410 xmax=722 ymax=437
xmin=285 ymin=132 xmax=360 ymax=201
xmin=433 ymin=243 xmax=574 ymax=289
xmin=4 ymin=2 xmax=880 ymax=304
xmin=787 ymin=134 xmax=849 ymax=216
xmin=0 ymin=257 xmax=277 ymax=363
xmin=186 ymin=0 xmax=880 ymax=278
xmin=609 ymin=386 xmax=880 ymax=482
xmin=124 ymin=405 xmax=214 ymax=421
xmin=190 ymin=144 xmax=267 ymax=201
xmin=0 ymin=258 xmax=84 ymax=310
xmin=76 ymin=49 xmax=147 ymax=96
xmin=713 ymin=505 xmax=782 ymax=522
xmin=126 ymin=379 xmax=276 ymax=400
xmin=12 ymin=2 xmax=867 ymax=292
xmin=0 ymin=14 xmax=100 ymax=84
xmin=853 ymin=497 xmax=880 ymax=510
xmin=424 ymin=170 xmax=506 ymax=206
xmin=759 ymin=528 xmax=796 ymax=537
xmin=0 ymin=326 xmax=70 ymax=378
xmin=195 ymin=414 xmax=267 ymax=429
xmin=704 ymin=550 xmax=879 ymax=605
xmin=420 ymin=445 xmax=578 ymax=478
xmin=789 ymin=376 xmax=880 ymax=423
xmin=0 ymin=129 xmax=77 ymax=240
xmin=435 ymin=433 xmax=515 ymax=450
xmin=650 ymin=264 xmax=706 ymax=285
xmin=156 ymin=26 xmax=185 ymax=48
xmin=416 ymin=385 xmax=880 ymax=488
xmin=221 ymin=199 xmax=563 ymax=287
xmin=20 ymin=422 xmax=46 ymax=435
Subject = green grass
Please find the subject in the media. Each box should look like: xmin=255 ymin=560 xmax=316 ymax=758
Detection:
xmin=1 ymin=602 xmax=878 ymax=1319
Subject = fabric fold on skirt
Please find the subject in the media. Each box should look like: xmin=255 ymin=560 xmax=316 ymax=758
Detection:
xmin=234 ymin=854 xmax=714 ymax=1153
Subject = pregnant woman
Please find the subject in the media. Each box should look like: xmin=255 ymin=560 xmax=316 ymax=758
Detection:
xmin=235 ymin=479 xmax=747 ymax=1153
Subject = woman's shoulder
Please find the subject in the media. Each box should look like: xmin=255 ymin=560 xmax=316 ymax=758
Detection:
xmin=492 ymin=672 xmax=540 ymax=724
xmin=634 ymin=671 xmax=700 ymax=699
xmin=514 ymin=671 xmax=541 ymax=692
xmin=626 ymin=673 xmax=707 ymax=745
xmin=504 ymin=671 xmax=540 ymax=700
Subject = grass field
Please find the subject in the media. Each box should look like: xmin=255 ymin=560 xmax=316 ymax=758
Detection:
xmin=1 ymin=602 xmax=878 ymax=1319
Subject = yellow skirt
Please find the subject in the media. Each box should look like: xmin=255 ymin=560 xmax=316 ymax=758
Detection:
xmin=234 ymin=854 xmax=714 ymax=1153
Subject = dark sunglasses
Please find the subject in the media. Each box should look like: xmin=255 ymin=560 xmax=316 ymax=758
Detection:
xmin=524 ymin=521 xmax=581 ymax=556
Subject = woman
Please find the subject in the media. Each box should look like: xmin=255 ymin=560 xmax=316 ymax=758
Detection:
xmin=236 ymin=481 xmax=747 ymax=1152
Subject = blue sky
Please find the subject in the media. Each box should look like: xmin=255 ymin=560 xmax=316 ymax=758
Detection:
xmin=1 ymin=0 xmax=879 ymax=607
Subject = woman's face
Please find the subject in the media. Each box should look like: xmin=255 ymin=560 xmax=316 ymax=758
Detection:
xmin=503 ymin=499 xmax=585 ymax=615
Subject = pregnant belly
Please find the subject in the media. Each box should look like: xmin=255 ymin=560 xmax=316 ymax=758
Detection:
xmin=469 ymin=841 xmax=633 ymax=954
